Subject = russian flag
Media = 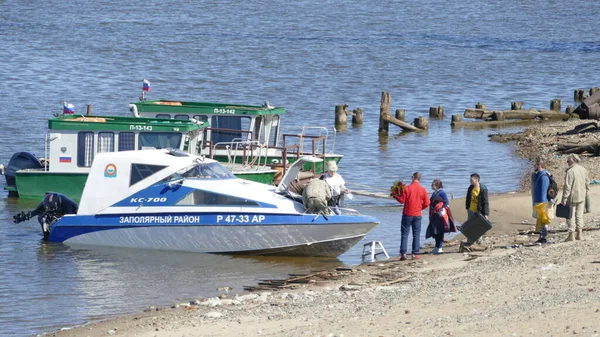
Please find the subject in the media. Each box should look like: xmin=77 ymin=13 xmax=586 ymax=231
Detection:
xmin=63 ymin=103 xmax=75 ymax=115
xmin=59 ymin=156 xmax=72 ymax=163
xmin=142 ymin=79 xmax=150 ymax=92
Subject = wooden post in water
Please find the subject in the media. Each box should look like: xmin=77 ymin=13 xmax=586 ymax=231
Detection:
xmin=335 ymin=104 xmax=347 ymax=128
xmin=573 ymin=89 xmax=582 ymax=102
xmin=590 ymin=87 xmax=599 ymax=96
xmin=378 ymin=92 xmax=391 ymax=134
xmin=451 ymin=114 xmax=462 ymax=126
xmin=86 ymin=104 xmax=93 ymax=116
xmin=352 ymin=108 xmax=363 ymax=126
xmin=414 ymin=116 xmax=429 ymax=130
xmin=429 ymin=106 xmax=444 ymax=119
xmin=550 ymin=99 xmax=561 ymax=112
xmin=566 ymin=105 xmax=575 ymax=114
xmin=511 ymin=101 xmax=523 ymax=110
xmin=575 ymin=89 xmax=588 ymax=102
xmin=475 ymin=102 xmax=486 ymax=110
xmin=395 ymin=109 xmax=405 ymax=122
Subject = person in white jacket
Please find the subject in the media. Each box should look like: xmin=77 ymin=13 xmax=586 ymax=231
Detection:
xmin=321 ymin=161 xmax=349 ymax=215
xmin=561 ymin=154 xmax=590 ymax=241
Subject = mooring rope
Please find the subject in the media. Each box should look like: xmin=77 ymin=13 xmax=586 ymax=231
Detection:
xmin=346 ymin=181 xmax=388 ymax=192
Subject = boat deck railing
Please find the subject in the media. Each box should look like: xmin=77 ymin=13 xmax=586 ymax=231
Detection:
xmin=282 ymin=132 xmax=327 ymax=164
xmin=299 ymin=126 xmax=337 ymax=155
xmin=211 ymin=139 xmax=269 ymax=171
xmin=200 ymin=126 xmax=337 ymax=187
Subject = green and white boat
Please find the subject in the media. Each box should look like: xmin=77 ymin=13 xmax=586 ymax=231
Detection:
xmin=129 ymin=100 xmax=343 ymax=175
xmin=3 ymin=115 xmax=278 ymax=201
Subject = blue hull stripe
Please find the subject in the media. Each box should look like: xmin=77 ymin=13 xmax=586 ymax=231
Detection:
xmin=49 ymin=213 xmax=379 ymax=243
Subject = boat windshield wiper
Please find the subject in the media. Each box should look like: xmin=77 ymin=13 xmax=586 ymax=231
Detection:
xmin=166 ymin=173 xmax=185 ymax=187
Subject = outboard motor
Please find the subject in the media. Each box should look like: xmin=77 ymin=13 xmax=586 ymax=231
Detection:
xmin=4 ymin=152 xmax=43 ymax=193
xmin=13 ymin=192 xmax=78 ymax=240
xmin=38 ymin=193 xmax=78 ymax=240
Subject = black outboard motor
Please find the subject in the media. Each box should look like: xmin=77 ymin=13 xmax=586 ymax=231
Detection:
xmin=4 ymin=152 xmax=43 ymax=194
xmin=13 ymin=192 xmax=78 ymax=240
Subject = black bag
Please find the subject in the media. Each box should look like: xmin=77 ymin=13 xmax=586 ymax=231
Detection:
xmin=545 ymin=172 xmax=559 ymax=201
xmin=460 ymin=212 xmax=492 ymax=243
xmin=555 ymin=204 xmax=573 ymax=219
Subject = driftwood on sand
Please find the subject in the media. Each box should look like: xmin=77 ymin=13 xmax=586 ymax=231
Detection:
xmin=463 ymin=108 xmax=570 ymax=121
xmin=556 ymin=142 xmax=600 ymax=155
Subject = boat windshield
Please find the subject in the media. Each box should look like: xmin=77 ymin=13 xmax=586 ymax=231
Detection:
xmin=170 ymin=162 xmax=236 ymax=180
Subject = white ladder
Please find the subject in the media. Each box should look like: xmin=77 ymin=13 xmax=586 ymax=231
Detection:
xmin=361 ymin=241 xmax=390 ymax=262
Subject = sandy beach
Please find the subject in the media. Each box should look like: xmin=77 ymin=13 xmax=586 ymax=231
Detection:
xmin=48 ymin=120 xmax=600 ymax=337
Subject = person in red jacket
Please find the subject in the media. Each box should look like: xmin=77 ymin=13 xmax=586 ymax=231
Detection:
xmin=398 ymin=172 xmax=430 ymax=260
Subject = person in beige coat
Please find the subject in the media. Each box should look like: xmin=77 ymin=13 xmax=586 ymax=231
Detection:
xmin=560 ymin=154 xmax=590 ymax=241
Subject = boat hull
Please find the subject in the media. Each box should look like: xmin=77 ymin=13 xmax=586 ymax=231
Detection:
xmin=15 ymin=171 xmax=88 ymax=201
xmin=49 ymin=213 xmax=379 ymax=257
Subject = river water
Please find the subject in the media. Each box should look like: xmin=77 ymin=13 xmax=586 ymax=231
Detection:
xmin=1 ymin=0 xmax=599 ymax=335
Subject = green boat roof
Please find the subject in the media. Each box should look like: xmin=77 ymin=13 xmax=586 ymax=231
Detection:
xmin=130 ymin=100 xmax=286 ymax=116
xmin=48 ymin=115 xmax=209 ymax=132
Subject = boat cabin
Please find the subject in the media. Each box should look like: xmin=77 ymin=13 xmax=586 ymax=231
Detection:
xmin=128 ymin=100 xmax=341 ymax=181
xmin=46 ymin=115 xmax=208 ymax=173
xmin=129 ymin=100 xmax=284 ymax=149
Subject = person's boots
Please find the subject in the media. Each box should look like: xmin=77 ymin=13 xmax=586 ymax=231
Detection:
xmin=575 ymin=229 xmax=584 ymax=241
xmin=536 ymin=225 xmax=548 ymax=244
xmin=564 ymin=232 xmax=575 ymax=242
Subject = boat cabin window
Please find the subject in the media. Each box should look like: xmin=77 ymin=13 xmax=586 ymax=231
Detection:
xmin=210 ymin=116 xmax=251 ymax=144
xmin=130 ymin=163 xmax=167 ymax=186
xmin=176 ymin=162 xmax=235 ymax=180
xmin=97 ymin=132 xmax=115 ymax=153
xmin=118 ymin=132 xmax=135 ymax=151
xmin=176 ymin=190 xmax=259 ymax=207
xmin=254 ymin=116 xmax=265 ymax=143
xmin=156 ymin=114 xmax=171 ymax=119
xmin=268 ymin=115 xmax=280 ymax=147
xmin=77 ymin=132 xmax=94 ymax=167
xmin=174 ymin=115 xmax=189 ymax=120
xmin=193 ymin=115 xmax=208 ymax=123
xmin=138 ymin=132 xmax=182 ymax=150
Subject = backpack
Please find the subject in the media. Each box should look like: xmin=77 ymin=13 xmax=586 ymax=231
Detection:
xmin=545 ymin=172 xmax=559 ymax=201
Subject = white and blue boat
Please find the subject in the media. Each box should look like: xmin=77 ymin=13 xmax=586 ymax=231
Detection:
xmin=46 ymin=149 xmax=379 ymax=257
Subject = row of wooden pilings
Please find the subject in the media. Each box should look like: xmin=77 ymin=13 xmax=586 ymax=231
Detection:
xmin=334 ymin=92 xmax=431 ymax=132
xmin=574 ymin=87 xmax=600 ymax=102
xmin=334 ymin=88 xmax=596 ymax=132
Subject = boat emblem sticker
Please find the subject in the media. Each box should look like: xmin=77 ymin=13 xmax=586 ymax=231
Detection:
xmin=104 ymin=164 xmax=117 ymax=178
xmin=60 ymin=147 xmax=67 ymax=153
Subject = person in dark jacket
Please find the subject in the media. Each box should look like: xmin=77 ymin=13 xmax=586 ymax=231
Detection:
xmin=425 ymin=179 xmax=456 ymax=254
xmin=13 ymin=192 xmax=78 ymax=240
xmin=465 ymin=173 xmax=489 ymax=220
xmin=464 ymin=173 xmax=489 ymax=244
